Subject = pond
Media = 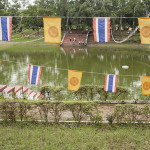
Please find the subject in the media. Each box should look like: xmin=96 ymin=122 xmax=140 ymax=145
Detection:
xmin=0 ymin=43 xmax=150 ymax=100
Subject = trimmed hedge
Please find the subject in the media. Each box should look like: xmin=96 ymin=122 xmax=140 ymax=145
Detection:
xmin=0 ymin=100 xmax=102 ymax=125
xmin=40 ymin=85 xmax=130 ymax=101
xmin=112 ymin=104 xmax=150 ymax=123
xmin=0 ymin=100 xmax=150 ymax=124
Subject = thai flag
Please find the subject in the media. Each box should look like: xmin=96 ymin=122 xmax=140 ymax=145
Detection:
xmin=93 ymin=17 xmax=110 ymax=42
xmin=0 ymin=17 xmax=12 ymax=41
xmin=28 ymin=65 xmax=42 ymax=85
xmin=104 ymin=74 xmax=118 ymax=92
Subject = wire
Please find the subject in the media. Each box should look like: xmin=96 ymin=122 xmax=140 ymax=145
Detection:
xmin=1 ymin=58 xmax=142 ymax=78
xmin=0 ymin=16 xmax=149 ymax=18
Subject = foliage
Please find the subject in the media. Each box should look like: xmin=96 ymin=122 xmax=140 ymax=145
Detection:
xmin=0 ymin=100 xmax=150 ymax=125
xmin=18 ymin=101 xmax=31 ymax=121
xmin=112 ymin=104 xmax=150 ymax=123
xmin=40 ymin=85 xmax=129 ymax=101
xmin=0 ymin=100 xmax=103 ymax=125
xmin=69 ymin=85 xmax=130 ymax=101
xmin=0 ymin=0 xmax=149 ymax=31
xmin=49 ymin=102 xmax=66 ymax=123
xmin=40 ymin=85 xmax=65 ymax=100
xmin=0 ymin=101 xmax=18 ymax=122
xmin=106 ymin=113 xmax=114 ymax=124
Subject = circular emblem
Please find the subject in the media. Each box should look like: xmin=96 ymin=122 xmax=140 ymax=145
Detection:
xmin=70 ymin=77 xmax=79 ymax=86
xmin=141 ymin=26 xmax=150 ymax=38
xmin=143 ymin=82 xmax=150 ymax=90
xmin=48 ymin=26 xmax=59 ymax=38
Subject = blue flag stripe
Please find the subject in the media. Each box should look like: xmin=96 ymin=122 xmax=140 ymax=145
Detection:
xmin=31 ymin=66 xmax=38 ymax=84
xmin=108 ymin=75 xmax=114 ymax=92
xmin=1 ymin=18 xmax=8 ymax=41
xmin=98 ymin=18 xmax=105 ymax=42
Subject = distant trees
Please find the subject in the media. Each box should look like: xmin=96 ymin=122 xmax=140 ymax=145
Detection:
xmin=0 ymin=0 xmax=149 ymax=31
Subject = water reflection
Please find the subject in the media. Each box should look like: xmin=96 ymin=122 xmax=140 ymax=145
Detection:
xmin=0 ymin=45 xmax=150 ymax=99
xmin=61 ymin=46 xmax=88 ymax=55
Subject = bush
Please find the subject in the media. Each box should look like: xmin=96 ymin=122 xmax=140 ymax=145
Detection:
xmin=0 ymin=101 xmax=18 ymax=122
xmin=71 ymin=85 xmax=129 ymax=101
xmin=0 ymin=100 xmax=149 ymax=124
xmin=0 ymin=101 xmax=102 ymax=125
xmin=40 ymin=85 xmax=130 ymax=101
xmin=112 ymin=104 xmax=150 ymax=123
xmin=40 ymin=85 xmax=65 ymax=100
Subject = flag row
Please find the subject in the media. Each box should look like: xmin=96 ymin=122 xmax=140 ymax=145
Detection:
xmin=29 ymin=65 xmax=118 ymax=92
xmin=29 ymin=65 xmax=150 ymax=95
xmin=0 ymin=16 xmax=150 ymax=44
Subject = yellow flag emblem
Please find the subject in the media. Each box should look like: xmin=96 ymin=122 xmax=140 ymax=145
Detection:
xmin=138 ymin=18 xmax=150 ymax=44
xmin=43 ymin=17 xmax=61 ymax=43
xmin=142 ymin=76 xmax=150 ymax=95
xmin=68 ymin=70 xmax=83 ymax=91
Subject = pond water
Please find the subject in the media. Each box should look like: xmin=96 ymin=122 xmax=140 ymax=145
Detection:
xmin=0 ymin=43 xmax=150 ymax=99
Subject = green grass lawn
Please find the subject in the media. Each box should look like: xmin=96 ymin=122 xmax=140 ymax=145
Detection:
xmin=0 ymin=122 xmax=149 ymax=150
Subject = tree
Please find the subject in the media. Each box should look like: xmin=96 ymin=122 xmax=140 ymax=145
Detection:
xmin=142 ymin=0 xmax=150 ymax=16
xmin=20 ymin=0 xmax=30 ymax=8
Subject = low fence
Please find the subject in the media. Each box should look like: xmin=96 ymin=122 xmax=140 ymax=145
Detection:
xmin=0 ymin=100 xmax=150 ymax=124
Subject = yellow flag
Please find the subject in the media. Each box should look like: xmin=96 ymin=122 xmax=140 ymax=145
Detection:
xmin=138 ymin=18 xmax=150 ymax=44
xmin=43 ymin=17 xmax=61 ymax=43
xmin=142 ymin=76 xmax=150 ymax=95
xmin=68 ymin=70 xmax=83 ymax=91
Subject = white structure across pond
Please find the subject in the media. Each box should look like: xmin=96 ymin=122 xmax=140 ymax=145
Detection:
xmin=0 ymin=85 xmax=41 ymax=100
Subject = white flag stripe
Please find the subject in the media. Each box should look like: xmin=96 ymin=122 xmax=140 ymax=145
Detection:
xmin=0 ymin=18 xmax=2 ymax=40
xmin=96 ymin=18 xmax=99 ymax=42
xmin=30 ymin=66 xmax=33 ymax=84
xmin=36 ymin=67 xmax=40 ymax=85
xmin=7 ymin=18 xmax=10 ymax=41
xmin=105 ymin=18 xmax=108 ymax=42
xmin=112 ymin=75 xmax=116 ymax=92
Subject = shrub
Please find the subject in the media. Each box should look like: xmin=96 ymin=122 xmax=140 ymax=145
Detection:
xmin=72 ymin=85 xmax=129 ymax=101
xmin=112 ymin=104 xmax=150 ymax=123
xmin=40 ymin=85 xmax=65 ymax=100
xmin=18 ymin=101 xmax=32 ymax=121
xmin=0 ymin=101 xmax=18 ymax=122
xmin=40 ymin=85 xmax=130 ymax=101
xmin=67 ymin=102 xmax=102 ymax=125
xmin=49 ymin=102 xmax=66 ymax=123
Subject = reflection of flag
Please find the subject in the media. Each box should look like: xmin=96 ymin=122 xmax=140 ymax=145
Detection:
xmin=142 ymin=76 xmax=150 ymax=95
xmin=138 ymin=18 xmax=150 ymax=44
xmin=104 ymin=74 xmax=118 ymax=92
xmin=0 ymin=17 xmax=12 ymax=41
xmin=68 ymin=70 xmax=82 ymax=91
xmin=43 ymin=17 xmax=61 ymax=43
xmin=28 ymin=65 xmax=42 ymax=85
xmin=93 ymin=17 xmax=110 ymax=42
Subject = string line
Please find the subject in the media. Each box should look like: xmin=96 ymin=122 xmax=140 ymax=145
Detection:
xmin=1 ymin=59 xmax=141 ymax=78
xmin=0 ymin=16 xmax=149 ymax=18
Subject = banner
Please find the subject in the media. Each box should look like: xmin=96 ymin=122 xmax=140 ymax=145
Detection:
xmin=43 ymin=17 xmax=61 ymax=43
xmin=138 ymin=18 xmax=150 ymax=44
xmin=28 ymin=65 xmax=42 ymax=85
xmin=142 ymin=76 xmax=150 ymax=95
xmin=93 ymin=17 xmax=110 ymax=42
xmin=104 ymin=74 xmax=118 ymax=92
xmin=0 ymin=17 xmax=12 ymax=41
xmin=68 ymin=70 xmax=82 ymax=91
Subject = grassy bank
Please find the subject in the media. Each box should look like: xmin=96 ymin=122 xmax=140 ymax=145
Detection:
xmin=0 ymin=122 xmax=149 ymax=150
